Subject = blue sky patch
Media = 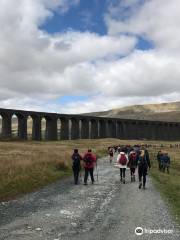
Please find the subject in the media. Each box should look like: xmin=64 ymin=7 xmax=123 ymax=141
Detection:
xmin=41 ymin=0 xmax=107 ymax=35
xmin=58 ymin=95 xmax=89 ymax=104
xmin=136 ymin=36 xmax=154 ymax=50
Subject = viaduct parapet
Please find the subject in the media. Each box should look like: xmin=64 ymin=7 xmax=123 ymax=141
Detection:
xmin=0 ymin=108 xmax=180 ymax=141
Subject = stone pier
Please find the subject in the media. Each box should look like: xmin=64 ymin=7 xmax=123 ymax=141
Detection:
xmin=60 ymin=117 xmax=69 ymax=140
xmin=81 ymin=118 xmax=89 ymax=139
xmin=45 ymin=116 xmax=58 ymax=140
xmin=1 ymin=112 xmax=12 ymax=139
xmin=32 ymin=116 xmax=42 ymax=140
xmin=71 ymin=118 xmax=80 ymax=140
xmin=90 ymin=119 xmax=98 ymax=139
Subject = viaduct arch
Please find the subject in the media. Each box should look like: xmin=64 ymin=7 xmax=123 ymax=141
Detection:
xmin=0 ymin=108 xmax=180 ymax=141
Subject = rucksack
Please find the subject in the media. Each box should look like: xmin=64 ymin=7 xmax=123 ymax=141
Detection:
xmin=163 ymin=156 xmax=170 ymax=164
xmin=72 ymin=153 xmax=81 ymax=167
xmin=131 ymin=153 xmax=137 ymax=163
xmin=84 ymin=153 xmax=93 ymax=166
xmin=119 ymin=154 xmax=127 ymax=165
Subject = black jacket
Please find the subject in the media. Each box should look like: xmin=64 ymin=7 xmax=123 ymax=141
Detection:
xmin=138 ymin=150 xmax=151 ymax=169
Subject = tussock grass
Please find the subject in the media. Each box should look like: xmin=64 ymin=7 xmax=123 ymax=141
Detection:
xmin=0 ymin=139 xmax=122 ymax=201
xmin=0 ymin=142 xmax=72 ymax=201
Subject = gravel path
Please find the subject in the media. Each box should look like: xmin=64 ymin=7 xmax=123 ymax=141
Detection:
xmin=0 ymin=156 xmax=179 ymax=240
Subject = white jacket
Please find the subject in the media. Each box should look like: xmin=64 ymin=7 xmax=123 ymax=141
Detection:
xmin=117 ymin=152 xmax=129 ymax=168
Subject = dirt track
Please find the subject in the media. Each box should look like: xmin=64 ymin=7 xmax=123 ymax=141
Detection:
xmin=0 ymin=156 xmax=179 ymax=240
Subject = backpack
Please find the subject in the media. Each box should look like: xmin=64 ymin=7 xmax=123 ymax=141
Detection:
xmin=131 ymin=153 xmax=137 ymax=163
xmin=119 ymin=154 xmax=127 ymax=165
xmin=72 ymin=153 xmax=81 ymax=168
xmin=84 ymin=153 xmax=93 ymax=166
xmin=163 ymin=156 xmax=170 ymax=164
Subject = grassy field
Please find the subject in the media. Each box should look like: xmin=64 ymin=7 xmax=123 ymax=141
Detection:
xmin=149 ymin=145 xmax=180 ymax=225
xmin=0 ymin=138 xmax=122 ymax=201
xmin=0 ymin=139 xmax=179 ymax=225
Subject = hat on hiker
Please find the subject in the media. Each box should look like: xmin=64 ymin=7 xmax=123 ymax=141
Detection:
xmin=130 ymin=151 xmax=135 ymax=155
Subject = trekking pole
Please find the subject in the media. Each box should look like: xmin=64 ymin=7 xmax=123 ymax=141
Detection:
xmin=93 ymin=149 xmax=98 ymax=182
xmin=96 ymin=161 xmax=98 ymax=182
xmin=79 ymin=168 xmax=82 ymax=182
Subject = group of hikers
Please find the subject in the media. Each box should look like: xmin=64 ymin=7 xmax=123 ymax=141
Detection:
xmin=157 ymin=150 xmax=170 ymax=173
xmin=71 ymin=149 xmax=97 ymax=185
xmin=71 ymin=143 xmax=171 ymax=189
xmin=108 ymin=144 xmax=151 ymax=189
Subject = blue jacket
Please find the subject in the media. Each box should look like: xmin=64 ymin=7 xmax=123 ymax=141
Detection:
xmin=160 ymin=155 xmax=170 ymax=164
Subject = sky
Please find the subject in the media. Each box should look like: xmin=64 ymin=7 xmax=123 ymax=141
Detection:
xmin=0 ymin=0 xmax=180 ymax=114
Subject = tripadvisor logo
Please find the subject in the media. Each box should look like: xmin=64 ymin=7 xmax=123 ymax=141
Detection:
xmin=135 ymin=227 xmax=174 ymax=235
xmin=135 ymin=227 xmax=144 ymax=236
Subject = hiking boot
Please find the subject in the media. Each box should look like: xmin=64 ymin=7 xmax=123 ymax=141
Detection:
xmin=139 ymin=182 xmax=142 ymax=189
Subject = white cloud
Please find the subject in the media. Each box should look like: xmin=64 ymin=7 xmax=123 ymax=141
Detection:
xmin=106 ymin=0 xmax=180 ymax=54
xmin=0 ymin=0 xmax=136 ymax=100
xmin=0 ymin=0 xmax=180 ymax=114
xmin=94 ymin=50 xmax=180 ymax=97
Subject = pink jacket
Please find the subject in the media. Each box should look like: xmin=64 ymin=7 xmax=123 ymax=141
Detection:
xmin=83 ymin=153 xmax=97 ymax=169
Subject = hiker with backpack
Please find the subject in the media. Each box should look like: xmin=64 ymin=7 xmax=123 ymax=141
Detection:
xmin=108 ymin=147 xmax=114 ymax=164
xmin=71 ymin=149 xmax=82 ymax=185
xmin=117 ymin=151 xmax=128 ymax=184
xmin=161 ymin=152 xmax=170 ymax=174
xmin=157 ymin=150 xmax=163 ymax=171
xmin=128 ymin=151 xmax=138 ymax=182
xmin=83 ymin=149 xmax=97 ymax=185
xmin=137 ymin=149 xmax=151 ymax=189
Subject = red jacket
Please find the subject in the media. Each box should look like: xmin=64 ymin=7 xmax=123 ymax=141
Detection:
xmin=83 ymin=152 xmax=97 ymax=169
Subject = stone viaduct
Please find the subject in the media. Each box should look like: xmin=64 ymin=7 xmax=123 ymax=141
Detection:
xmin=0 ymin=108 xmax=180 ymax=141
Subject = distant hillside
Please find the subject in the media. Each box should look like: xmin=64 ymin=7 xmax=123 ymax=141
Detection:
xmin=84 ymin=102 xmax=180 ymax=122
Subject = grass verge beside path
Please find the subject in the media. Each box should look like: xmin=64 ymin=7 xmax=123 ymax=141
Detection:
xmin=149 ymin=146 xmax=180 ymax=225
xmin=0 ymin=139 xmax=120 ymax=201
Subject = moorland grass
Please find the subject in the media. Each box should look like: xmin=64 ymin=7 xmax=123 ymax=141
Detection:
xmin=0 ymin=139 xmax=121 ymax=201
xmin=149 ymin=146 xmax=180 ymax=225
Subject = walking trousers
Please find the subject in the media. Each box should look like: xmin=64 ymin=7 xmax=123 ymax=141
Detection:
xmin=130 ymin=168 xmax=136 ymax=176
xmin=120 ymin=168 xmax=126 ymax=179
xmin=73 ymin=167 xmax=80 ymax=184
xmin=138 ymin=166 xmax=147 ymax=187
xmin=84 ymin=168 xmax=94 ymax=184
